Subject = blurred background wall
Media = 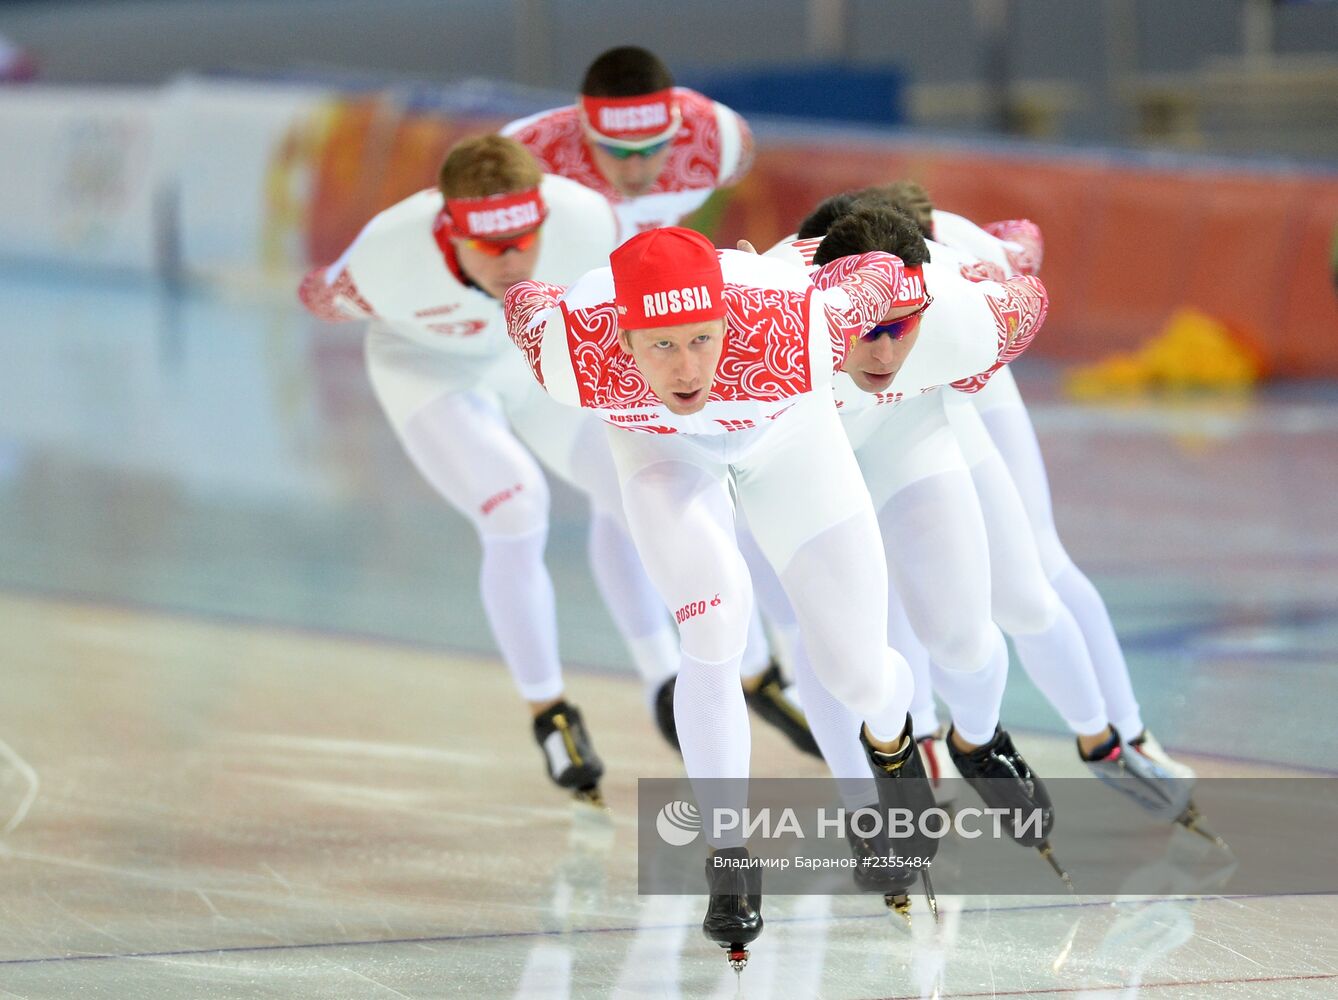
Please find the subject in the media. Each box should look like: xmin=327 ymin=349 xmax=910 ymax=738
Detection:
xmin=4 ymin=0 xmax=1338 ymax=157
xmin=2 ymin=0 xmax=1336 ymax=379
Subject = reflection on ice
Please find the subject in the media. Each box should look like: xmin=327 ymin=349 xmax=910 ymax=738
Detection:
xmin=0 ymin=737 xmax=40 ymax=834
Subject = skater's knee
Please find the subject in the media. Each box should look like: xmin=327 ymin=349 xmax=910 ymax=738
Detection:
xmin=818 ymin=666 xmax=884 ymax=719
xmin=473 ymin=476 xmax=550 ymax=537
xmin=799 ymin=615 xmax=882 ymax=674
xmin=663 ymin=550 xmax=754 ymax=665
xmin=571 ymin=459 xmax=628 ymax=528
xmin=995 ymin=585 xmax=1061 ymax=636
xmin=813 ymin=649 xmax=907 ymax=721
xmin=923 ymin=621 xmax=997 ymax=674
xmin=677 ymin=596 xmax=751 ymax=665
xmin=1033 ymin=528 xmax=1071 ymax=581
xmin=678 ymin=648 xmax=746 ymax=687
xmin=586 ymin=488 xmax=630 ymax=532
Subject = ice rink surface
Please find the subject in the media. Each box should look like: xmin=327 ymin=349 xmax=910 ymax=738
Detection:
xmin=2 ymin=270 xmax=1337 ymax=998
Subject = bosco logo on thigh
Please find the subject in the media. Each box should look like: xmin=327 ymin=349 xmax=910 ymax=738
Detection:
xmin=676 ymin=594 xmax=722 ymax=624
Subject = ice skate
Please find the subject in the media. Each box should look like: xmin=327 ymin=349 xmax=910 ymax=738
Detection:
xmin=652 ymin=675 xmax=680 ymax=752
xmin=860 ymin=716 xmax=941 ymax=922
xmin=1082 ymin=728 xmax=1226 ymax=850
xmin=915 ymin=725 xmax=962 ymax=809
xmin=917 ymin=727 xmax=946 ymax=789
xmin=702 ymin=846 xmax=763 ymax=972
xmin=845 ymin=808 xmax=918 ymax=894
xmin=744 ymin=661 xmax=822 ymax=758
xmin=1130 ymin=730 xmax=1196 ymax=780
xmin=1171 ymin=801 xmax=1230 ymax=850
xmin=1081 ymin=727 xmax=1190 ymax=820
xmin=948 ymin=726 xmax=1073 ymax=890
xmin=1132 ymin=732 xmax=1227 ymax=845
xmin=533 ymin=701 xmax=605 ymax=807
xmin=843 ymin=806 xmax=923 ymax=925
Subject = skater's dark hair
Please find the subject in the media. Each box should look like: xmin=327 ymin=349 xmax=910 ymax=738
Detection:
xmin=581 ymin=46 xmax=674 ymax=97
xmin=797 ymin=187 xmax=901 ymax=240
xmin=874 ymin=179 xmax=935 ymax=239
xmin=797 ymin=193 xmax=861 ymax=240
xmin=439 ymin=134 xmax=542 ymax=198
xmin=813 ymin=204 xmax=930 ymax=268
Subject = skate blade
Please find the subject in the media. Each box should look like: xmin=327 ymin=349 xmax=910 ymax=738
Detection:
xmin=571 ymin=785 xmax=608 ymax=810
xmin=922 ymin=869 xmax=939 ymax=924
xmin=726 ymin=945 xmax=749 ymax=972
xmin=1176 ymin=803 xmax=1231 ymax=853
xmin=1038 ymin=842 xmax=1076 ymax=892
xmin=884 ymin=892 xmax=912 ymax=926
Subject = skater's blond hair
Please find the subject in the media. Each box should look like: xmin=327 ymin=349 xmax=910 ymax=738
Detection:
xmin=438 ymin=135 xmax=543 ymax=199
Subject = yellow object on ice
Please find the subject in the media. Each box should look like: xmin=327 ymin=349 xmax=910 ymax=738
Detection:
xmin=1065 ymin=308 xmax=1264 ymax=399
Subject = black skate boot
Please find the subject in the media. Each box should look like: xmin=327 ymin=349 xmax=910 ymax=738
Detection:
xmin=744 ymin=661 xmax=822 ymax=758
xmin=845 ymin=805 xmax=919 ymax=904
xmin=702 ymin=846 xmax=763 ymax=972
xmin=860 ymin=716 xmax=941 ymax=922
xmin=533 ymin=701 xmax=605 ymax=808
xmin=652 ymin=676 xmax=680 ymax=753
xmin=947 ymin=726 xmax=1072 ymax=889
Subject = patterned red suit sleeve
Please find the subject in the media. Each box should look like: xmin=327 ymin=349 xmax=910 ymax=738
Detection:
xmin=981 ymin=219 xmax=1044 ymax=276
xmin=298 ymin=266 xmax=375 ymax=323
xmin=959 ymin=259 xmax=1008 ymax=283
xmin=503 ymin=280 xmax=567 ymax=388
xmin=948 ymin=274 xmax=1049 ymax=393
xmin=810 ymin=252 xmax=906 ymax=369
xmin=719 ymin=110 xmax=755 ymax=187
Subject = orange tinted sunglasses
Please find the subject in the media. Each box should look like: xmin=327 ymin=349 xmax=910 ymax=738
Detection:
xmin=461 ymin=229 xmax=540 ymax=257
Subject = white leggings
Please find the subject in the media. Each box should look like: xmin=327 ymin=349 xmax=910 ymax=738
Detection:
xmin=972 ymin=373 xmax=1145 ymax=737
xmin=398 ymin=390 xmax=562 ymax=701
xmin=945 ymin=387 xmax=1113 ymax=735
xmin=370 ymin=331 xmax=676 ymax=704
xmin=744 ymin=394 xmax=1007 ymax=760
xmin=736 ymin=524 xmax=803 ymax=674
xmin=967 ymin=449 xmax=1108 ymax=734
xmin=610 ymin=395 xmax=913 ymax=844
xmin=857 ymin=394 xmax=1010 ymax=745
xmin=875 ymin=475 xmax=1010 ymax=746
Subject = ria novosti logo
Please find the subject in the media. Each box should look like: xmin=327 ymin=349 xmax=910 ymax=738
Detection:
xmin=655 ymin=800 xmax=701 ymax=846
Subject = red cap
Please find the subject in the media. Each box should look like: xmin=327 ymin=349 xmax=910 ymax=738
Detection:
xmin=610 ymin=227 xmax=726 ymax=330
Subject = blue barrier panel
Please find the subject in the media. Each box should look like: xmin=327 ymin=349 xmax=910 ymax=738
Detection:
xmin=680 ymin=64 xmax=906 ymax=127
